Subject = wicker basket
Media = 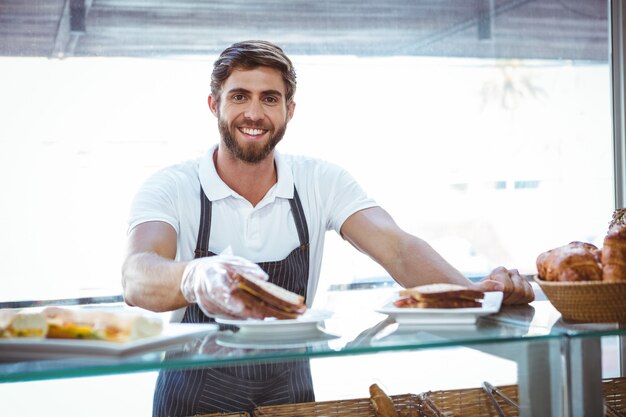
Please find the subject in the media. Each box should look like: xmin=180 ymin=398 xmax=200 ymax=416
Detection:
xmin=603 ymin=377 xmax=626 ymax=415
xmin=194 ymin=413 xmax=251 ymax=417
xmin=420 ymin=378 xmax=626 ymax=417
xmin=534 ymin=276 xmax=626 ymax=323
xmin=419 ymin=384 xmax=518 ymax=417
xmin=253 ymin=394 xmax=422 ymax=416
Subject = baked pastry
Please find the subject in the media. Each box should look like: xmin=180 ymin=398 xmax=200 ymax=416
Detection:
xmin=602 ymin=224 xmax=626 ymax=282
xmin=536 ymin=241 xmax=602 ymax=282
xmin=369 ymin=383 xmax=398 ymax=417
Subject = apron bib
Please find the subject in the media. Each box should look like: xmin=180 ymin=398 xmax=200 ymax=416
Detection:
xmin=153 ymin=187 xmax=314 ymax=417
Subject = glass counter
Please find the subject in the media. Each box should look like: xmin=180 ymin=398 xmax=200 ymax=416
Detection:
xmin=0 ymin=292 xmax=623 ymax=417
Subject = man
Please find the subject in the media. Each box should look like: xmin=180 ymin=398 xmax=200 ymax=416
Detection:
xmin=122 ymin=40 xmax=534 ymax=416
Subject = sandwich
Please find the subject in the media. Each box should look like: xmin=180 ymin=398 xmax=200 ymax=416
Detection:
xmin=0 ymin=309 xmax=48 ymax=338
xmin=42 ymin=307 xmax=163 ymax=342
xmin=230 ymin=273 xmax=306 ymax=320
xmin=0 ymin=307 xmax=163 ymax=342
xmin=394 ymin=283 xmax=485 ymax=309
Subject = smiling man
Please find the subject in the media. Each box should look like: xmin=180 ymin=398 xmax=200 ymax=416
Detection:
xmin=121 ymin=40 xmax=534 ymax=416
xmin=215 ymin=66 xmax=292 ymax=165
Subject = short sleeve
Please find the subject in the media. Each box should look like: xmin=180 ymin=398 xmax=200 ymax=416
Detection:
xmin=127 ymin=167 xmax=181 ymax=234
xmin=316 ymin=161 xmax=378 ymax=233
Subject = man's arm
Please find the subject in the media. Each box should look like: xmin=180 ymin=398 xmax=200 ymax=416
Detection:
xmin=121 ymin=221 xmax=189 ymax=312
xmin=340 ymin=206 xmax=470 ymax=288
xmin=340 ymin=207 xmax=534 ymax=304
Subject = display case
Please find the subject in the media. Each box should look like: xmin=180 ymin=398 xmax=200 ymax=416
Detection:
xmin=0 ymin=287 xmax=624 ymax=417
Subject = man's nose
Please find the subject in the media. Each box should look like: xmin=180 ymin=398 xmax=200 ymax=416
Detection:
xmin=244 ymin=99 xmax=264 ymax=121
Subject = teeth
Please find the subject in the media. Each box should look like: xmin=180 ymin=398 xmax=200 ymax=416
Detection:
xmin=241 ymin=127 xmax=265 ymax=136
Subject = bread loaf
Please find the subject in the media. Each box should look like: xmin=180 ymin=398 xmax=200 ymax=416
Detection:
xmin=369 ymin=384 xmax=398 ymax=417
xmin=602 ymin=225 xmax=626 ymax=282
xmin=536 ymin=241 xmax=602 ymax=282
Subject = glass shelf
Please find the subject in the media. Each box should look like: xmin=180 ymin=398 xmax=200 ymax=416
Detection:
xmin=1 ymin=300 xmax=607 ymax=384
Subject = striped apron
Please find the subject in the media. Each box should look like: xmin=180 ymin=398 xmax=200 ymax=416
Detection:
xmin=152 ymin=186 xmax=314 ymax=417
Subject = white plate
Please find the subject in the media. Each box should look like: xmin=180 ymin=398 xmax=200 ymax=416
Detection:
xmin=216 ymin=328 xmax=339 ymax=349
xmin=375 ymin=292 xmax=503 ymax=325
xmin=215 ymin=310 xmax=332 ymax=336
xmin=0 ymin=323 xmax=217 ymax=359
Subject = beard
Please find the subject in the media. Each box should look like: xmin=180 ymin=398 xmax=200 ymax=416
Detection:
xmin=218 ymin=115 xmax=287 ymax=164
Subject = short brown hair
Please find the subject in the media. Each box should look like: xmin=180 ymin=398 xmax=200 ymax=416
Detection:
xmin=211 ymin=40 xmax=297 ymax=105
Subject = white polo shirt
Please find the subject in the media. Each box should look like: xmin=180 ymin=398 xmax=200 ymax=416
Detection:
xmin=128 ymin=144 xmax=377 ymax=305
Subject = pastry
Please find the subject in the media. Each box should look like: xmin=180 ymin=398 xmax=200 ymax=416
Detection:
xmin=602 ymin=225 xmax=626 ymax=282
xmin=369 ymin=383 xmax=398 ymax=417
xmin=536 ymin=241 xmax=602 ymax=281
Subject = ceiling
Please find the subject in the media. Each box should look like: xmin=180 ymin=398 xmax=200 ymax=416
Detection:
xmin=0 ymin=0 xmax=609 ymax=60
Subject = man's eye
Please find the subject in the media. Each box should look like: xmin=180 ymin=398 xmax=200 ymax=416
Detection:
xmin=232 ymin=94 xmax=245 ymax=101
xmin=264 ymin=96 xmax=278 ymax=104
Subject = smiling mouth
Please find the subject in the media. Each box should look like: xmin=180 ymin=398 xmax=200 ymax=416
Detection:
xmin=239 ymin=127 xmax=268 ymax=137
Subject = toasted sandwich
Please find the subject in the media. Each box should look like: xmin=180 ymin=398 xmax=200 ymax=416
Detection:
xmin=395 ymin=283 xmax=484 ymax=309
xmin=231 ymin=273 xmax=306 ymax=320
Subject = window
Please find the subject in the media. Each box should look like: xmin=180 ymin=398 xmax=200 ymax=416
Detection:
xmin=0 ymin=0 xmax=615 ymax=301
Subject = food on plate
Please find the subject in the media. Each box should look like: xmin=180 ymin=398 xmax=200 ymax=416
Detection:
xmin=394 ymin=283 xmax=484 ymax=309
xmin=0 ymin=310 xmax=48 ymax=338
xmin=602 ymin=224 xmax=626 ymax=282
xmin=536 ymin=241 xmax=602 ymax=282
xmin=230 ymin=273 xmax=306 ymax=320
xmin=369 ymin=383 xmax=398 ymax=417
xmin=0 ymin=307 xmax=163 ymax=342
xmin=42 ymin=307 xmax=163 ymax=342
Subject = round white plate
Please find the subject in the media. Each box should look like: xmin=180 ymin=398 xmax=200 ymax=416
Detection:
xmin=376 ymin=291 xmax=503 ymax=325
xmin=216 ymin=328 xmax=339 ymax=349
xmin=215 ymin=310 xmax=333 ymax=335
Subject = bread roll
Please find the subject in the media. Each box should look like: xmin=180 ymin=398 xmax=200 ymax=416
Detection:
xmin=536 ymin=241 xmax=602 ymax=282
xmin=369 ymin=384 xmax=398 ymax=417
xmin=602 ymin=225 xmax=626 ymax=282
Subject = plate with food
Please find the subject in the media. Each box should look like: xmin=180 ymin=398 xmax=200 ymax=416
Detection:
xmin=0 ymin=307 xmax=217 ymax=358
xmin=376 ymin=283 xmax=503 ymax=325
xmin=216 ymin=310 xmax=333 ymax=336
xmin=215 ymin=273 xmax=332 ymax=336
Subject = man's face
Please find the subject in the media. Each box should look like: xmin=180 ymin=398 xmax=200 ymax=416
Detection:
xmin=210 ymin=67 xmax=295 ymax=163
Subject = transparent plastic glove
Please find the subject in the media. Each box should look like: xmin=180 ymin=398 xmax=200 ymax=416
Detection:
xmin=180 ymin=254 xmax=268 ymax=319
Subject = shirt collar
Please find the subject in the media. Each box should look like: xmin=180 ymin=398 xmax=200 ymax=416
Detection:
xmin=274 ymin=150 xmax=294 ymax=199
xmin=199 ymin=144 xmax=294 ymax=201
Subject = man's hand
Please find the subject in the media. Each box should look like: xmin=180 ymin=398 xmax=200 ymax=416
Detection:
xmin=180 ymin=254 xmax=268 ymax=319
xmin=473 ymin=266 xmax=535 ymax=305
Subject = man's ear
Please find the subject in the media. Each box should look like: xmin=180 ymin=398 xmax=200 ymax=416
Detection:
xmin=286 ymin=101 xmax=296 ymax=122
xmin=208 ymin=95 xmax=219 ymax=116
